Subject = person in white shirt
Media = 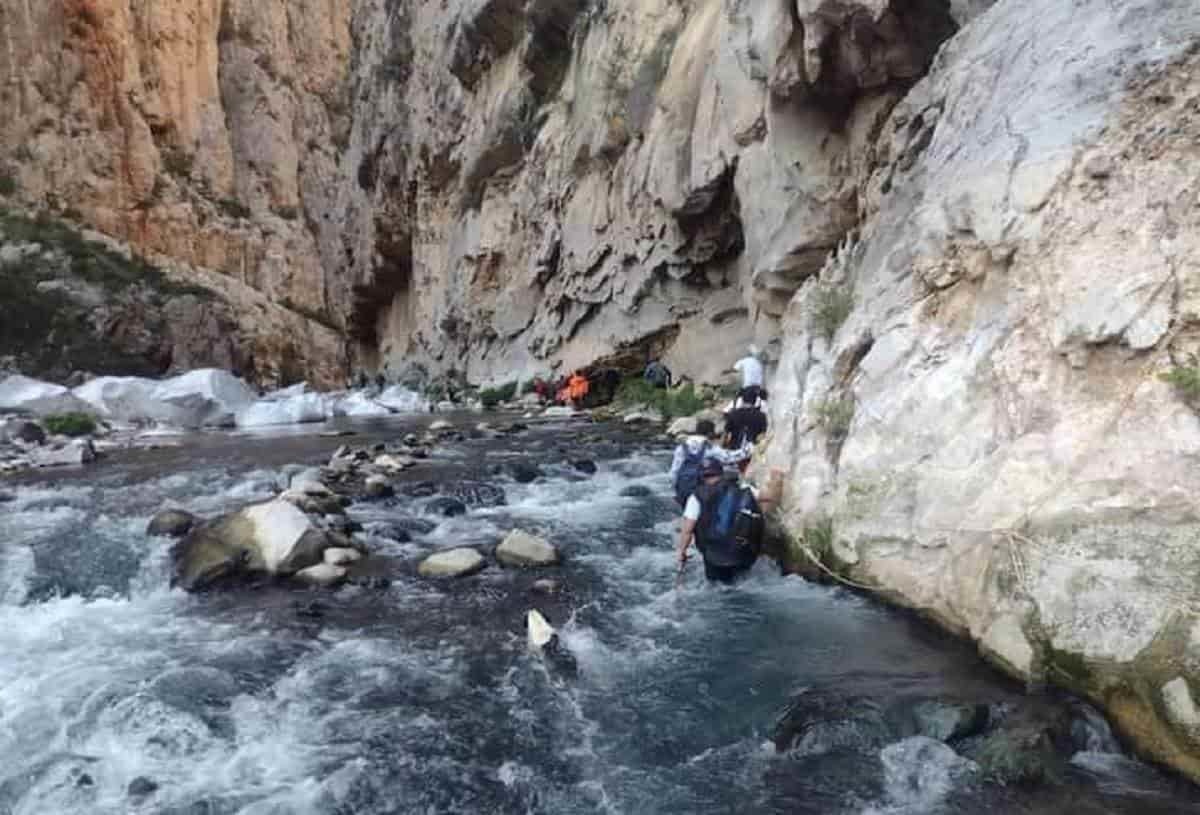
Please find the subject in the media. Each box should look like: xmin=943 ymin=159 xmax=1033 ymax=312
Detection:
xmin=733 ymin=345 xmax=765 ymax=389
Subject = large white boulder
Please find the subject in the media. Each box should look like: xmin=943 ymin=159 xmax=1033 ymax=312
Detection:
xmin=236 ymin=391 xmax=328 ymax=427
xmin=496 ymin=530 xmax=560 ymax=568
xmin=29 ymin=439 xmax=96 ymax=468
xmin=0 ymin=375 xmax=93 ymax=416
xmin=172 ymin=498 xmax=331 ymax=591
xmin=73 ymin=370 xmax=256 ymax=428
xmin=330 ymin=391 xmax=393 ymax=417
xmin=377 ymin=385 xmax=428 ymax=413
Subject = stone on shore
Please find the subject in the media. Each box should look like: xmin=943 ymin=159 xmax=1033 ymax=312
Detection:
xmin=418 ymin=547 xmax=486 ymax=578
xmin=496 ymin=530 xmax=560 ymax=568
xmin=147 ymin=509 xmax=198 ymax=538
xmin=624 ymin=409 xmax=664 ymax=424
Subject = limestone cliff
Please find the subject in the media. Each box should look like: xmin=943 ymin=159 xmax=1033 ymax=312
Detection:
xmin=762 ymin=0 xmax=1200 ymax=784
xmin=0 ymin=0 xmax=968 ymax=385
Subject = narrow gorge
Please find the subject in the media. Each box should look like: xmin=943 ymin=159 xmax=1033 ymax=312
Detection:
xmin=5 ymin=0 xmax=1200 ymax=802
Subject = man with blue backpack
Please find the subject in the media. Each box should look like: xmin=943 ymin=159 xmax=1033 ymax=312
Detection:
xmin=669 ymin=419 xmax=735 ymax=509
xmin=676 ymin=454 xmax=782 ymax=584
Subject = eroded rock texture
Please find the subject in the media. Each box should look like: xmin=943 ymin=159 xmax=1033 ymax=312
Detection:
xmin=762 ymin=0 xmax=1200 ymax=783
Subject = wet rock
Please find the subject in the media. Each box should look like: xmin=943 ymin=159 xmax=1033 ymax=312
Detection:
xmin=172 ymin=498 xmax=332 ymax=591
xmin=0 ymin=491 xmax=15 ymax=503
xmin=364 ymin=475 xmax=395 ymax=500
xmin=505 ymin=422 xmax=528 ymax=434
xmin=348 ymin=576 xmax=393 ymax=590
xmin=387 ymin=517 xmax=437 ymax=537
xmin=542 ymin=406 xmax=575 ymax=418
xmin=879 ymin=737 xmax=978 ymax=801
xmin=429 ymin=419 xmax=454 ymax=432
xmin=29 ymin=439 xmax=96 ymax=468
xmin=419 ymin=547 xmax=486 ymax=578
xmin=403 ymin=433 xmax=420 ymax=446
xmin=570 ymin=459 xmax=597 ymax=475
xmin=127 ymin=776 xmax=159 ymax=798
xmin=772 ymin=690 xmax=893 ymax=756
xmin=375 ymin=454 xmax=415 ymax=472
xmin=295 ymin=562 xmax=348 ymax=586
xmin=531 ymin=578 xmax=564 ymax=595
xmin=445 ymin=481 xmax=506 ymax=507
xmin=289 ymin=468 xmax=329 ymax=495
xmin=907 ymin=699 xmax=990 ymax=743
xmin=147 ymin=509 xmax=198 ymax=538
xmin=281 ymin=490 xmax=346 ymax=517
xmin=497 ymin=529 xmax=560 ymax=568
xmin=11 ymin=421 xmax=47 ymax=445
xmin=526 ymin=609 xmax=578 ymax=677
xmin=323 ymin=547 xmax=363 ymax=566
xmin=619 ymin=484 xmax=653 ymax=498
xmin=403 ymin=481 xmax=439 ymax=498
xmin=76 ymin=772 xmax=94 ymax=788
xmin=294 ymin=600 xmax=327 ymax=619
xmin=325 ymin=530 xmax=368 ymax=555
xmin=507 ymin=460 xmax=543 ymax=483
xmin=426 ymin=497 xmax=468 ymax=517
xmin=963 ymin=705 xmax=1072 ymax=786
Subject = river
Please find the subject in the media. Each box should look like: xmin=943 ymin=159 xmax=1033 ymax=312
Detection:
xmin=1 ymin=415 xmax=1197 ymax=814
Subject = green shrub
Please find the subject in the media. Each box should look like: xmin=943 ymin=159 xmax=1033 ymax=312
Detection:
xmin=479 ymin=381 xmax=518 ymax=409
xmin=811 ymin=281 xmax=854 ymax=343
xmin=43 ymin=413 xmax=97 ymax=437
xmin=614 ymin=378 xmax=707 ymax=419
xmin=0 ymin=172 xmax=16 ymax=197
xmin=815 ymin=396 xmax=854 ymax=441
xmin=1160 ymin=366 xmax=1200 ymax=402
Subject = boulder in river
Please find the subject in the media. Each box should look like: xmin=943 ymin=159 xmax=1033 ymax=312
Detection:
xmin=507 ymin=460 xmax=543 ymax=483
xmin=147 ymin=509 xmax=198 ymax=538
xmin=526 ymin=609 xmax=578 ymax=676
xmin=172 ymin=498 xmax=333 ymax=591
xmin=619 ymin=484 xmax=653 ymax=498
xmin=127 ymin=777 xmax=158 ymax=798
xmin=418 ymin=547 xmax=486 ymax=578
xmin=323 ymin=547 xmax=363 ymax=566
xmin=29 ymin=439 xmax=96 ymax=468
xmin=9 ymin=421 xmax=47 ymax=446
xmin=280 ymin=490 xmax=346 ymax=517
xmin=426 ymin=496 xmax=467 ymax=517
xmin=429 ymin=419 xmax=453 ymax=432
xmin=364 ymin=475 xmax=395 ymax=499
xmin=375 ymin=454 xmax=415 ymax=472
xmin=295 ymin=562 xmax=348 ymax=586
xmin=569 ymin=459 xmax=597 ymax=475
xmin=497 ymin=530 xmax=560 ymax=568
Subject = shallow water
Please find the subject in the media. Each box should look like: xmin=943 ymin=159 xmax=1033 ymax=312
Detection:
xmin=1 ymin=417 xmax=1198 ymax=814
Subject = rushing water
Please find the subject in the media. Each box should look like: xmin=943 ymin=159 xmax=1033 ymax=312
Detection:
xmin=1 ymin=417 xmax=1198 ymax=814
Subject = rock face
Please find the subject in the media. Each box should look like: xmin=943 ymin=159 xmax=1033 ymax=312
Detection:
xmin=172 ymin=498 xmax=332 ymax=590
xmin=0 ymin=0 xmax=969 ymax=388
xmin=763 ymin=0 xmax=1200 ymax=783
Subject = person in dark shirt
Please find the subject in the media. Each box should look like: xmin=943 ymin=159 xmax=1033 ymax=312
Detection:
xmin=723 ymin=403 xmax=768 ymax=450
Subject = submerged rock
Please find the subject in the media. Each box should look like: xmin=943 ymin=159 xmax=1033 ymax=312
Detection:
xmin=569 ymin=459 xmax=597 ymax=475
xmin=171 ymin=499 xmax=332 ymax=591
xmin=619 ymin=485 xmax=653 ymax=498
xmin=526 ymin=609 xmax=578 ymax=677
xmin=426 ymin=496 xmax=467 ymax=517
xmin=497 ymin=530 xmax=560 ymax=568
xmin=418 ymin=547 xmax=486 ymax=578
xmin=147 ymin=509 xmax=198 ymax=538
xmin=507 ymin=461 xmax=543 ymax=483
xmin=127 ymin=777 xmax=158 ymax=798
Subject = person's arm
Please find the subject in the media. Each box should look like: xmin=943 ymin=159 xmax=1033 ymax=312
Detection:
xmin=677 ymin=517 xmax=697 ymax=563
xmin=668 ymin=445 xmax=684 ymax=480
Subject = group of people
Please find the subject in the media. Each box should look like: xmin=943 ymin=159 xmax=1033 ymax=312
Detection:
xmin=669 ymin=346 xmax=778 ymax=584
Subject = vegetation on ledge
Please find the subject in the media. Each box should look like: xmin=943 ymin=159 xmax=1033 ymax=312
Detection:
xmin=42 ymin=413 xmax=98 ymax=437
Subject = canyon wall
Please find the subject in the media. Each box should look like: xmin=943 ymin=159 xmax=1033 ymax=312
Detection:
xmin=762 ymin=0 xmax=1200 ymax=784
xmin=0 ymin=0 xmax=973 ymax=386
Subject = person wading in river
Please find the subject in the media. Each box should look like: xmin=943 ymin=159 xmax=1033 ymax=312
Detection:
xmin=669 ymin=419 xmax=735 ymax=509
xmin=676 ymin=455 xmax=782 ymax=584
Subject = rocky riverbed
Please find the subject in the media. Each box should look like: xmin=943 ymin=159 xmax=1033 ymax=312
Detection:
xmin=2 ymin=414 xmax=1199 ymax=813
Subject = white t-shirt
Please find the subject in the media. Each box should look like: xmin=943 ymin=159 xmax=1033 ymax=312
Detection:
xmin=734 ymin=356 xmax=764 ymax=388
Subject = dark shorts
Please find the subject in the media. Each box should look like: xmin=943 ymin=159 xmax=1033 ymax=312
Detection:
xmin=703 ymin=559 xmax=753 ymax=584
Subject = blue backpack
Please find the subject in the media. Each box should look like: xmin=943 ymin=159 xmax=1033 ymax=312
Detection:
xmin=673 ymin=442 xmax=709 ymax=507
xmin=697 ymin=479 xmax=764 ymax=567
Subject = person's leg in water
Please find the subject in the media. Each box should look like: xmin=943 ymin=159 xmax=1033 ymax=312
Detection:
xmin=702 ymin=558 xmax=751 ymax=584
